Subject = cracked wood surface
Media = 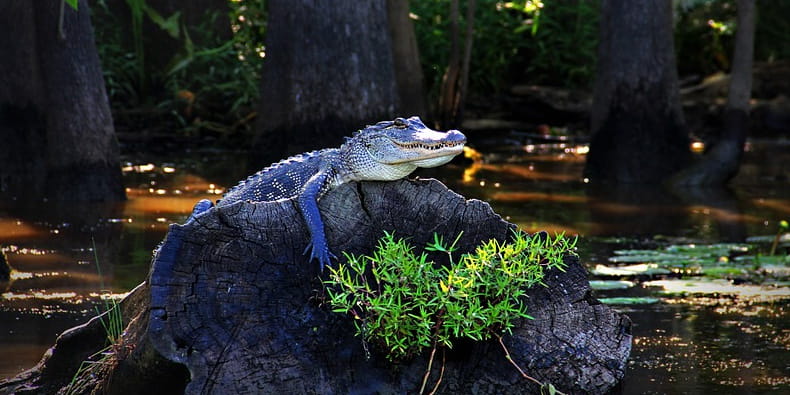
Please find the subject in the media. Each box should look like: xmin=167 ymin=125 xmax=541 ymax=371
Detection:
xmin=147 ymin=178 xmax=631 ymax=394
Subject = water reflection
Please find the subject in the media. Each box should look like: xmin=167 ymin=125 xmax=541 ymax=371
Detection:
xmin=0 ymin=162 xmax=221 ymax=378
xmin=623 ymin=302 xmax=789 ymax=392
xmin=0 ymin=141 xmax=788 ymax=391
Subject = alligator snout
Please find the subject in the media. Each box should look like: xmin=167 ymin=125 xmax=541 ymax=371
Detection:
xmin=445 ymin=129 xmax=467 ymax=145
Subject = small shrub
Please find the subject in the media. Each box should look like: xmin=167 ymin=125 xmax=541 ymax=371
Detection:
xmin=324 ymin=230 xmax=576 ymax=361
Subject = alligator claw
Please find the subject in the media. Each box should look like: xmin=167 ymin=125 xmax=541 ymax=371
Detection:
xmin=303 ymin=241 xmax=336 ymax=271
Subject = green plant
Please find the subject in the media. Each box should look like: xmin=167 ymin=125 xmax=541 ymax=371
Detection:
xmin=324 ymin=230 xmax=575 ymax=393
xmin=90 ymin=238 xmax=124 ymax=346
xmin=228 ymin=0 xmax=268 ymax=65
xmin=674 ymin=0 xmax=737 ymax=77
xmin=158 ymin=16 xmax=260 ymax=137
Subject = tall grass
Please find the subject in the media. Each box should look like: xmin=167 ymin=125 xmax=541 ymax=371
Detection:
xmin=64 ymin=239 xmax=124 ymax=395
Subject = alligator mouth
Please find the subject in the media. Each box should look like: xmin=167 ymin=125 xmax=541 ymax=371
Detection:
xmin=383 ymin=139 xmax=466 ymax=165
xmin=392 ymin=140 xmax=466 ymax=151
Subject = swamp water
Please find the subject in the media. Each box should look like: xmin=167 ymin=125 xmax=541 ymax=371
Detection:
xmin=0 ymin=139 xmax=788 ymax=393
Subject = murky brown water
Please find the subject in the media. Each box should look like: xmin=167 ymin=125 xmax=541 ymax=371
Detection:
xmin=1 ymin=139 xmax=788 ymax=392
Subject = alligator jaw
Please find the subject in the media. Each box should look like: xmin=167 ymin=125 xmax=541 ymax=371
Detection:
xmin=383 ymin=145 xmax=465 ymax=165
xmin=383 ymin=128 xmax=466 ymax=165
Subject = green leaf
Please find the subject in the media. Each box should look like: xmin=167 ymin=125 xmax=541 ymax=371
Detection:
xmin=64 ymin=0 xmax=78 ymax=10
xmin=541 ymin=382 xmax=556 ymax=395
xmin=143 ymin=6 xmax=181 ymax=38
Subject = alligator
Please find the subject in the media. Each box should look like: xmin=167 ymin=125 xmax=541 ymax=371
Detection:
xmin=187 ymin=116 xmax=466 ymax=270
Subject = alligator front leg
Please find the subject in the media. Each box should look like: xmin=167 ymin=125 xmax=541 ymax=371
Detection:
xmin=297 ymin=172 xmax=336 ymax=270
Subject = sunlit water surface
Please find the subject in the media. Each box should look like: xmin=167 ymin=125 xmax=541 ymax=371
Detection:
xmin=1 ymin=139 xmax=788 ymax=392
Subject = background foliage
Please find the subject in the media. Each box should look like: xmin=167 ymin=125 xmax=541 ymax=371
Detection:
xmin=92 ymin=0 xmax=264 ymax=137
xmin=90 ymin=0 xmax=789 ymax=138
xmin=411 ymin=0 xmax=598 ymax=95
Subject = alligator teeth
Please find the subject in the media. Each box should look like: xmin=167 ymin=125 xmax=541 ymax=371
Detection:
xmin=395 ymin=141 xmax=463 ymax=150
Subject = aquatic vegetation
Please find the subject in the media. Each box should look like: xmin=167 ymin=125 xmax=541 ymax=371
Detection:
xmin=644 ymin=279 xmax=789 ymax=301
xmin=590 ymin=236 xmax=790 ymax=311
xmin=590 ymin=263 xmax=671 ymax=277
xmin=598 ymin=297 xmax=660 ymax=305
xmin=588 ymin=280 xmax=635 ymax=290
xmin=596 ymin=242 xmax=789 ymax=280
xmin=64 ymin=241 xmax=126 ymax=395
xmin=770 ymin=219 xmax=789 ymax=256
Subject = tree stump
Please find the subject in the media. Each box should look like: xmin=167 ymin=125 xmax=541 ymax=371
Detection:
xmin=147 ymin=178 xmax=631 ymax=394
xmin=1 ymin=179 xmax=631 ymax=394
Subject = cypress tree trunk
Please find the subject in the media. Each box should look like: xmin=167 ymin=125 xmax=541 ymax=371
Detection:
xmin=387 ymin=0 xmax=428 ymax=118
xmin=253 ymin=0 xmax=399 ymax=166
xmin=0 ymin=0 xmax=124 ymax=201
xmin=669 ymin=0 xmax=755 ymax=186
xmin=437 ymin=0 xmax=477 ymax=129
xmin=585 ymin=0 xmax=691 ymax=184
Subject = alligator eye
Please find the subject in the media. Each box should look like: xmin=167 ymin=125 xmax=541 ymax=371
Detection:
xmin=393 ymin=118 xmax=407 ymax=128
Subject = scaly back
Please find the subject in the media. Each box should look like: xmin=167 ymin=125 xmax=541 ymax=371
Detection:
xmin=219 ymin=149 xmax=339 ymax=206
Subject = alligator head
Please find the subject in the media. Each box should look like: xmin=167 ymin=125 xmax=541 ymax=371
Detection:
xmin=341 ymin=116 xmax=467 ymax=181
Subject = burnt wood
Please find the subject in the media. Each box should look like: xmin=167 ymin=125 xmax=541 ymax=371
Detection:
xmin=1 ymin=179 xmax=631 ymax=394
xmin=147 ymin=179 xmax=631 ymax=394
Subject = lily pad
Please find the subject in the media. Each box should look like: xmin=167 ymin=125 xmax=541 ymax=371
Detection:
xmin=733 ymin=254 xmax=790 ymax=266
xmin=603 ymin=243 xmax=787 ymax=280
xmin=665 ymin=243 xmax=749 ymax=255
xmin=590 ymin=263 xmax=671 ymax=276
xmin=589 ymin=280 xmax=635 ymax=290
xmin=700 ymin=266 xmax=746 ymax=278
xmin=598 ymin=297 xmax=660 ymax=305
xmin=608 ymin=252 xmax=686 ymax=264
xmin=745 ymin=233 xmax=790 ymax=244
xmin=610 ymin=244 xmax=752 ymax=267
xmin=643 ymin=279 xmax=790 ymax=301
